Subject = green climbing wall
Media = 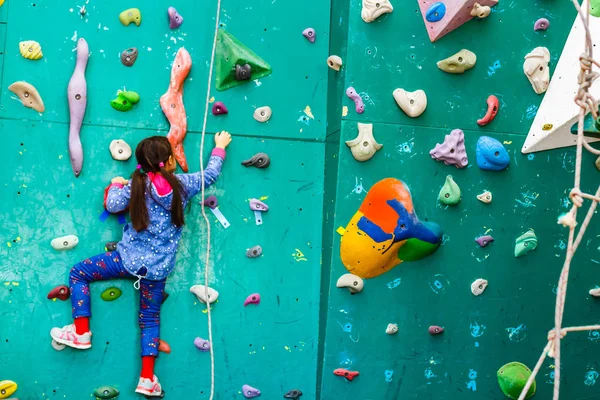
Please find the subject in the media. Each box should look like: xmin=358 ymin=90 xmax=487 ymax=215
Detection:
xmin=2 ymin=0 xmax=600 ymax=399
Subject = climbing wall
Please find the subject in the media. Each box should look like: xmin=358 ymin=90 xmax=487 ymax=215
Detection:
xmin=0 ymin=0 xmax=329 ymax=398
xmin=320 ymin=0 xmax=600 ymax=399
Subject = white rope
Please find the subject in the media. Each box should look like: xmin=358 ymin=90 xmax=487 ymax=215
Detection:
xmin=198 ymin=0 xmax=222 ymax=398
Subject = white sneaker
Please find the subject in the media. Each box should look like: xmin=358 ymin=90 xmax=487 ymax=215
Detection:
xmin=50 ymin=324 xmax=92 ymax=350
xmin=135 ymin=375 xmax=163 ymax=397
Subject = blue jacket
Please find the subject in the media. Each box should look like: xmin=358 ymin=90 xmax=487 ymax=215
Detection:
xmin=105 ymin=150 xmax=225 ymax=280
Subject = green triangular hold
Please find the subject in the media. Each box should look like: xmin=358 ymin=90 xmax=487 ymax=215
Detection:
xmin=215 ymin=29 xmax=272 ymax=91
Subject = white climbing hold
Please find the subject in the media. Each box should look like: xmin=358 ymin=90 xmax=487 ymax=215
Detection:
xmin=327 ymin=55 xmax=343 ymax=71
xmin=471 ymin=278 xmax=488 ymax=296
xmin=190 ymin=285 xmax=219 ymax=304
xmin=470 ymin=2 xmax=491 ymax=18
xmin=345 ymin=123 xmax=382 ymax=162
xmin=109 ymin=139 xmax=132 ymax=161
xmin=51 ymin=235 xmax=79 ymax=251
xmin=51 ymin=339 xmax=67 ymax=351
xmin=523 ymin=47 xmax=551 ymax=95
xmin=477 ymin=190 xmax=492 ymax=204
xmin=253 ymin=106 xmax=272 ymax=123
xmin=589 ymin=288 xmax=600 ymax=297
xmin=361 ymin=0 xmax=393 ymax=23
xmin=392 ymin=88 xmax=427 ymax=118
xmin=386 ymin=323 xmax=399 ymax=335
xmin=336 ymin=273 xmax=364 ymax=294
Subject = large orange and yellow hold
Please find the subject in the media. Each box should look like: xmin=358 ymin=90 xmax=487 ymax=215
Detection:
xmin=340 ymin=178 xmax=443 ymax=279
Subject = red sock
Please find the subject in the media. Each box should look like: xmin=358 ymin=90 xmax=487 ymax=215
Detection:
xmin=141 ymin=356 xmax=155 ymax=379
xmin=73 ymin=317 xmax=90 ymax=335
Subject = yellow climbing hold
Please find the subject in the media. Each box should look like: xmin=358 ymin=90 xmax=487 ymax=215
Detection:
xmin=119 ymin=8 xmax=142 ymax=26
xmin=336 ymin=226 xmax=346 ymax=236
xmin=0 ymin=0 xmax=5 ymax=7
xmin=542 ymin=123 xmax=553 ymax=131
xmin=19 ymin=41 xmax=43 ymax=60
xmin=0 ymin=380 xmax=17 ymax=399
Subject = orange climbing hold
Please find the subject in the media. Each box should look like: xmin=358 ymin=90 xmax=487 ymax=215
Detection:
xmin=333 ymin=368 xmax=359 ymax=381
xmin=158 ymin=339 xmax=171 ymax=354
xmin=160 ymin=47 xmax=192 ymax=172
xmin=477 ymin=95 xmax=499 ymax=126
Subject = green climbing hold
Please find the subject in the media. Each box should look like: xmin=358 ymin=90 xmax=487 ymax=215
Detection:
xmin=497 ymin=362 xmax=536 ymax=399
xmin=438 ymin=175 xmax=461 ymax=205
xmin=514 ymin=229 xmax=538 ymax=258
xmin=101 ymin=287 xmax=122 ymax=301
xmin=94 ymin=385 xmax=119 ymax=399
xmin=110 ymin=90 xmax=140 ymax=112
xmin=591 ymin=0 xmax=600 ymax=17
xmin=397 ymin=222 xmax=443 ymax=261
xmin=215 ymin=29 xmax=272 ymax=91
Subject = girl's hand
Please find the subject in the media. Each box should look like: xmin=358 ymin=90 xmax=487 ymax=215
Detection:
xmin=111 ymin=177 xmax=129 ymax=185
xmin=215 ymin=131 xmax=232 ymax=149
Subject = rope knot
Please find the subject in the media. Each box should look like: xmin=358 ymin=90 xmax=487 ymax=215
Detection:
xmin=547 ymin=328 xmax=567 ymax=359
xmin=570 ymin=188 xmax=584 ymax=208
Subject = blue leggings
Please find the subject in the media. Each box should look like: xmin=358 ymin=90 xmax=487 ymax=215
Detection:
xmin=69 ymin=251 xmax=166 ymax=357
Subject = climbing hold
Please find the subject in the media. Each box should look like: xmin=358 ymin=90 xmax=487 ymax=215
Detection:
xmin=93 ymin=386 xmax=119 ymax=399
xmin=244 ymin=293 xmax=261 ymax=306
xmin=327 ymin=55 xmax=343 ymax=71
xmin=215 ymin=29 xmax=272 ymax=91
xmin=105 ymin=241 xmax=118 ymax=251
xmin=477 ymin=95 xmax=499 ymax=126
xmin=428 ymin=325 xmax=444 ymax=335
xmin=203 ymin=195 xmax=218 ymax=209
xmin=242 ymin=384 xmax=261 ymax=398
xmin=246 ymin=245 xmax=263 ymax=258
xmin=194 ymin=337 xmax=211 ymax=351
xmin=345 ymin=123 xmax=381 ymax=162
xmin=523 ymin=47 xmax=550 ymax=94
xmin=345 ymin=87 xmax=365 ymax=114
xmin=202 ymin=195 xmax=230 ymax=228
xmin=336 ymin=274 xmax=364 ymax=294
xmin=470 ymin=3 xmax=491 ymax=18
xmin=235 ymin=64 xmax=253 ymax=81
xmin=8 ymin=81 xmax=45 ymax=113
xmin=167 ymin=7 xmax=183 ymax=29
xmin=101 ymin=287 xmax=122 ymax=302
xmin=302 ymin=28 xmax=316 ymax=43
xmin=120 ymin=48 xmax=138 ymax=67
xmin=477 ymin=191 xmax=492 ymax=204
xmin=340 ymin=178 xmax=443 ymax=279
xmin=497 ymin=362 xmax=536 ymax=399
xmin=475 ymin=235 xmax=494 ymax=247
xmin=0 ymin=381 xmax=16 ymax=399
xmin=212 ymin=101 xmax=228 ymax=115
xmin=51 ymin=235 xmax=79 ymax=251
xmin=426 ymin=2 xmax=446 ymax=22
xmin=386 ymin=323 xmax=399 ymax=335
xmin=471 ymin=278 xmax=488 ymax=296
xmin=284 ymin=389 xmax=303 ymax=399
xmin=361 ymin=0 xmax=393 ymax=22
xmin=68 ymin=38 xmax=89 ymax=177
xmin=52 ymin=339 xmax=67 ymax=351
xmin=438 ymin=175 xmax=461 ymax=206
xmin=110 ymin=90 xmax=140 ymax=112
xmin=190 ymin=285 xmax=219 ymax=304
xmin=242 ymin=153 xmax=270 ymax=168
xmin=158 ymin=339 xmax=171 ymax=354
xmin=589 ymin=288 xmax=600 ymax=297
xmin=47 ymin=285 xmax=70 ymax=301
xmin=592 ymin=0 xmax=600 ymax=17
xmin=253 ymin=106 xmax=272 ymax=123
xmin=429 ymin=129 xmax=468 ymax=168
xmin=333 ymin=368 xmax=359 ymax=381
xmin=534 ymin=18 xmax=550 ymax=31
xmin=109 ymin=139 xmax=132 ymax=161
xmin=476 ymin=136 xmax=510 ymax=170
xmin=514 ymin=229 xmax=538 ymax=258
xmin=119 ymin=8 xmax=142 ymax=26
xmin=542 ymin=123 xmax=553 ymax=131
xmin=19 ymin=40 xmax=43 ymax=60
xmin=392 ymin=88 xmax=427 ymax=118
xmin=250 ymin=199 xmax=269 ymax=225
xmin=160 ymin=47 xmax=192 ymax=172
xmin=437 ymin=49 xmax=477 ymax=74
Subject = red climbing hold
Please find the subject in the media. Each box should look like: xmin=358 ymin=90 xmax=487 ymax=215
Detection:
xmin=47 ymin=285 xmax=70 ymax=301
xmin=429 ymin=325 xmax=444 ymax=335
xmin=333 ymin=368 xmax=359 ymax=381
xmin=477 ymin=95 xmax=499 ymax=126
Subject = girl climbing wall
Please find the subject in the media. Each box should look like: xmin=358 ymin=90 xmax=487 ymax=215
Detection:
xmin=49 ymin=132 xmax=232 ymax=397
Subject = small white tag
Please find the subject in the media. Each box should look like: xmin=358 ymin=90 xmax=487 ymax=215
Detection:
xmin=210 ymin=208 xmax=230 ymax=229
xmin=254 ymin=210 xmax=263 ymax=226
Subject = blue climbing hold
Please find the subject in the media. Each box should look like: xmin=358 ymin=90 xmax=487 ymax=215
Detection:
xmin=426 ymin=2 xmax=446 ymax=22
xmin=476 ymin=136 xmax=510 ymax=171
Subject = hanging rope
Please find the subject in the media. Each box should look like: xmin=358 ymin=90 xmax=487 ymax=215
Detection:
xmin=198 ymin=0 xmax=223 ymax=398
xmin=517 ymin=1 xmax=600 ymax=399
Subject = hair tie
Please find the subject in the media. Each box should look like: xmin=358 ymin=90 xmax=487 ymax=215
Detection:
xmin=136 ymin=164 xmax=142 ymax=170
xmin=159 ymin=162 xmax=165 ymax=168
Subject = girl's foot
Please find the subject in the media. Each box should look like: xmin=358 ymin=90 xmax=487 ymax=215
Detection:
xmin=135 ymin=375 xmax=163 ymax=397
xmin=50 ymin=324 xmax=92 ymax=349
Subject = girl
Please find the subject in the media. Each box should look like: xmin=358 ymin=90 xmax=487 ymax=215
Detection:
xmin=50 ymin=132 xmax=232 ymax=397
